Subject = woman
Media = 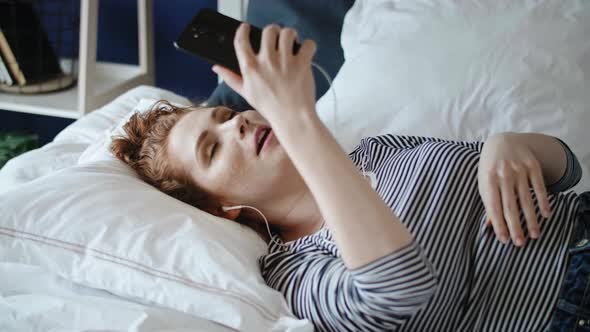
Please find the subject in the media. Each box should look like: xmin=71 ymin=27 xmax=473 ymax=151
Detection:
xmin=111 ymin=24 xmax=588 ymax=331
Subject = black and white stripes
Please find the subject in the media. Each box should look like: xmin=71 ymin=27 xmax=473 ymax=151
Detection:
xmin=259 ymin=134 xmax=581 ymax=332
xmin=548 ymin=138 xmax=583 ymax=194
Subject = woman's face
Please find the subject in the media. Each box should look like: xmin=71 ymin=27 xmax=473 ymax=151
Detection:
xmin=168 ymin=106 xmax=300 ymax=210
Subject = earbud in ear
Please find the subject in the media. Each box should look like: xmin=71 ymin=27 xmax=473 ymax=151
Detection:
xmin=218 ymin=204 xmax=289 ymax=248
xmin=222 ymin=205 xmax=240 ymax=212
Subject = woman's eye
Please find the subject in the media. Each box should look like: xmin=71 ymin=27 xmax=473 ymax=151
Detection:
xmin=210 ymin=143 xmax=217 ymax=160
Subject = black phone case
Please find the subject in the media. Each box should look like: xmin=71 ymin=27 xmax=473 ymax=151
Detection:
xmin=174 ymin=9 xmax=300 ymax=75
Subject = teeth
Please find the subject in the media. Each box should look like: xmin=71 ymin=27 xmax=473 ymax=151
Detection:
xmin=258 ymin=129 xmax=268 ymax=146
xmin=258 ymin=129 xmax=266 ymax=146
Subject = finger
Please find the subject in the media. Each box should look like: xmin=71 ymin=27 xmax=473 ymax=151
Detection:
xmin=528 ymin=160 xmax=552 ymax=219
xmin=500 ymin=175 xmax=525 ymax=246
xmin=234 ymin=23 xmax=256 ymax=72
xmin=482 ymin=179 xmax=510 ymax=244
xmin=212 ymin=65 xmax=243 ymax=95
xmin=517 ymin=174 xmax=540 ymax=239
xmin=260 ymin=24 xmax=281 ymax=58
xmin=297 ymin=39 xmax=317 ymax=63
xmin=279 ymin=27 xmax=298 ymax=60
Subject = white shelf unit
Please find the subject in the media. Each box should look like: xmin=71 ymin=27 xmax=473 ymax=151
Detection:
xmin=218 ymin=0 xmax=247 ymax=20
xmin=0 ymin=0 xmax=154 ymax=119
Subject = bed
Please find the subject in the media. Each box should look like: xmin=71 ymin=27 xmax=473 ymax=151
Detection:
xmin=1 ymin=1 xmax=589 ymax=331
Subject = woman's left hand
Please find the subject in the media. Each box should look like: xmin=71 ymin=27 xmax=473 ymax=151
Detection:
xmin=478 ymin=133 xmax=552 ymax=247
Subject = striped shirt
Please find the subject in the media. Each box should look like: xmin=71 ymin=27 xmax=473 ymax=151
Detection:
xmin=258 ymin=134 xmax=582 ymax=332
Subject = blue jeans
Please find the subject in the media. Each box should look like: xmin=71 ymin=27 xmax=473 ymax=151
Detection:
xmin=549 ymin=191 xmax=590 ymax=331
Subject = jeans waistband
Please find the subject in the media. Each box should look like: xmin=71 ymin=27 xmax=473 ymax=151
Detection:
xmin=569 ymin=191 xmax=590 ymax=253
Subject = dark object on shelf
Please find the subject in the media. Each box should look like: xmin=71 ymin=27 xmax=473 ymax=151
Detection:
xmin=0 ymin=0 xmax=78 ymax=94
xmin=0 ymin=131 xmax=39 ymax=168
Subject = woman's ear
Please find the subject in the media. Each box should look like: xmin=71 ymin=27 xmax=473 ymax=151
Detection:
xmin=217 ymin=202 xmax=270 ymax=243
xmin=218 ymin=202 xmax=242 ymax=221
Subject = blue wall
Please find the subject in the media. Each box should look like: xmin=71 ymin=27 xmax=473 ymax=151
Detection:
xmin=0 ymin=0 xmax=218 ymax=145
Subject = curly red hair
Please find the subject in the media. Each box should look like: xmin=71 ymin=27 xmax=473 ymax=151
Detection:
xmin=110 ymin=100 xmax=218 ymax=211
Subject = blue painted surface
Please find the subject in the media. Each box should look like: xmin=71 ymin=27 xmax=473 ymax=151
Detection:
xmin=0 ymin=0 xmax=218 ymax=145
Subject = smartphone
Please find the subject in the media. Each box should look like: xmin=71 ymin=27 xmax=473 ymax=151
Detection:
xmin=174 ymin=9 xmax=300 ymax=75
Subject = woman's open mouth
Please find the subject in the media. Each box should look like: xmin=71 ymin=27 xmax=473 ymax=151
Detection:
xmin=256 ymin=128 xmax=272 ymax=155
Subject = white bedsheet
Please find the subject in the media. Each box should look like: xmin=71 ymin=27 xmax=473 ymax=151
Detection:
xmin=0 ymin=262 xmax=237 ymax=332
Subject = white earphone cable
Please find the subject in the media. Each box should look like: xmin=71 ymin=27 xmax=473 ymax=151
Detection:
xmin=222 ymin=204 xmax=291 ymax=248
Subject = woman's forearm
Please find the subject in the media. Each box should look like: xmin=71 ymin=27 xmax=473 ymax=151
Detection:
xmin=503 ymin=132 xmax=567 ymax=187
xmin=273 ymin=110 xmax=414 ymax=270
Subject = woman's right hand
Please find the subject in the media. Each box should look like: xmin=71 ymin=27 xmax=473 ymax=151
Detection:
xmin=212 ymin=23 xmax=318 ymax=127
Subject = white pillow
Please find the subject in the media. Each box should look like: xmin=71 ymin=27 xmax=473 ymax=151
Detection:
xmin=316 ymin=0 xmax=590 ymax=192
xmin=0 ymin=142 xmax=88 ymax=194
xmin=1 ymin=91 xmax=311 ymax=330
xmin=0 ymin=160 xmax=312 ymax=331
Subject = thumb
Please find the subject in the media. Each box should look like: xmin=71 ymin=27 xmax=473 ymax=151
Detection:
xmin=212 ymin=65 xmax=243 ymax=95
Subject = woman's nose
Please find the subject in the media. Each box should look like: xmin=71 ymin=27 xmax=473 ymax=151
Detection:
xmin=231 ymin=113 xmax=248 ymax=139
